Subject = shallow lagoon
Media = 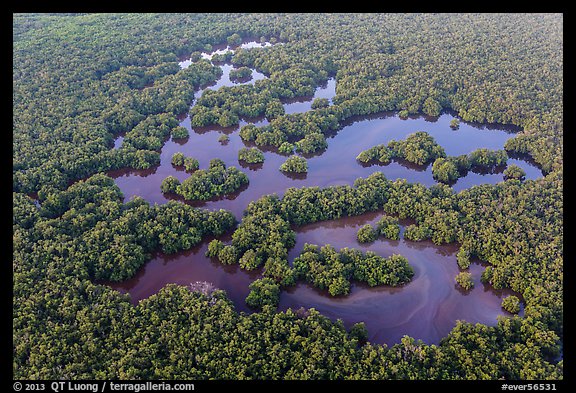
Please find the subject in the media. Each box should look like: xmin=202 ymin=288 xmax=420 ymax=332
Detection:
xmin=108 ymin=41 xmax=537 ymax=345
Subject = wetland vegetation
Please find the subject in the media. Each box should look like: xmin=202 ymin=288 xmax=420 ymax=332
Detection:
xmin=13 ymin=13 xmax=562 ymax=380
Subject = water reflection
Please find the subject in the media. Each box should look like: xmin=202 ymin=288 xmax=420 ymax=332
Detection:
xmin=106 ymin=40 xmax=534 ymax=346
xmin=109 ymin=210 xmax=524 ymax=346
xmin=279 ymin=212 xmax=524 ymax=346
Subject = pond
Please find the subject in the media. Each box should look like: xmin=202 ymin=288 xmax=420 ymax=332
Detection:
xmin=110 ymin=210 xmax=524 ymax=346
xmin=110 ymin=110 xmax=542 ymax=218
xmin=107 ymin=40 xmax=538 ymax=346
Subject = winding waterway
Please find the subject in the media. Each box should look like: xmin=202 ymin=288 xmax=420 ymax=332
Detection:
xmin=108 ymin=41 xmax=537 ymax=346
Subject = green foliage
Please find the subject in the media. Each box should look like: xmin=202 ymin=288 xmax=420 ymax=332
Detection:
xmin=481 ymin=266 xmax=494 ymax=285
xmin=295 ymin=132 xmax=328 ymax=154
xmin=211 ymin=51 xmax=234 ymax=63
xmin=171 ymin=152 xmax=185 ymax=167
xmin=160 ymin=175 xmax=180 ymax=194
xmin=504 ymin=164 xmax=526 ymax=180
xmin=122 ymin=113 xmax=178 ymax=151
xmin=264 ymin=99 xmax=285 ymax=119
xmin=12 ymin=13 xmax=562 ymax=380
xmin=403 ymin=224 xmax=430 ymax=242
xmin=357 ymin=224 xmax=378 ymax=243
xmin=264 ymin=257 xmax=297 ymax=287
xmin=245 ymin=278 xmax=281 ymax=309
xmin=376 ymin=215 xmax=401 ymax=240
xmin=356 ymin=144 xmax=393 ymax=164
xmin=468 ymin=148 xmax=508 ymax=169
xmin=502 ymin=295 xmax=521 ymax=314
xmin=456 ymin=247 xmax=471 ymax=270
xmin=293 ymin=244 xmax=414 ymax=296
xmin=349 ymin=322 xmax=368 ymax=343
xmin=206 ymin=239 xmax=225 ymax=258
xmin=279 ymin=155 xmax=308 ymax=173
xmin=227 ymin=33 xmax=242 ymax=47
xmin=183 ymin=157 xmax=199 ymax=172
xmin=311 ymin=98 xmax=330 ymax=109
xmin=432 ymin=157 xmax=460 ymax=183
xmin=238 ymin=249 xmax=262 ymax=270
xmin=229 ymin=66 xmax=252 ymax=82
xmin=455 ymin=272 xmax=474 ymax=290
xmin=171 ymin=125 xmax=189 ymax=139
xmin=449 ymin=119 xmax=460 ymax=129
xmin=189 ymin=51 xmax=202 ymax=62
xmin=390 ymin=131 xmax=446 ymax=165
xmin=239 ymin=124 xmax=259 ymax=142
xmin=278 ymin=141 xmax=295 ymax=155
xmin=238 ymin=147 xmax=265 ymax=164
xmin=218 ymin=134 xmax=230 ymax=144
xmin=422 ymin=96 xmax=443 ymax=116
xmin=217 ymin=245 xmax=239 ymax=265
xmin=217 ymin=110 xmax=240 ymax=128
xmin=357 ymin=131 xmax=445 ymax=166
xmin=172 ymin=161 xmax=248 ymax=201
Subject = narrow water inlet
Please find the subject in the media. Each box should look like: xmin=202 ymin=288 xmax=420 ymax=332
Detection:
xmin=106 ymin=40 xmax=535 ymax=347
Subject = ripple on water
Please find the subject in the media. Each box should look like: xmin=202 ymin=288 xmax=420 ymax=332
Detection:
xmin=106 ymin=43 xmax=534 ymax=346
xmin=108 ymin=210 xmax=524 ymax=346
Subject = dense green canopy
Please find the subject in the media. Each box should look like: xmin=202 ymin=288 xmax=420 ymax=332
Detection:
xmin=13 ymin=13 xmax=562 ymax=380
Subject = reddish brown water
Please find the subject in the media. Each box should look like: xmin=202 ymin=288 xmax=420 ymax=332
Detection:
xmin=107 ymin=42 xmax=534 ymax=346
xmin=282 ymin=78 xmax=336 ymax=114
xmin=111 ymin=211 xmax=523 ymax=346
xmin=110 ymin=110 xmax=542 ymax=219
xmin=112 ymin=234 xmax=262 ymax=315
xmin=280 ymin=212 xmax=523 ymax=345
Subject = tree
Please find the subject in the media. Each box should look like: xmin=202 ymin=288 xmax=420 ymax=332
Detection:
xmin=455 ymin=272 xmax=474 ymax=290
xmin=295 ymin=133 xmax=327 ymax=154
xmin=456 ymin=247 xmax=471 ymax=270
xmin=450 ymin=118 xmax=460 ymax=129
xmin=217 ymin=245 xmax=239 ymax=265
xmin=404 ymin=224 xmax=430 ymax=241
xmin=357 ymin=224 xmax=378 ymax=243
xmin=280 ymin=156 xmax=308 ymax=173
xmin=423 ymin=96 xmax=442 ymax=117
xmin=238 ymin=147 xmax=265 ymax=164
xmin=12 ymin=12 xmax=563 ymax=381
xmin=227 ymin=33 xmax=242 ymax=47
xmin=311 ymin=98 xmax=330 ymax=109
xmin=239 ymin=124 xmax=259 ymax=142
xmin=278 ymin=142 xmax=294 ymax=155
xmin=264 ymin=100 xmax=285 ymax=119
xmin=293 ymin=244 xmax=413 ymax=296
xmin=501 ymin=295 xmax=521 ymax=314
xmin=468 ymin=148 xmax=508 ymax=169
xmin=173 ymin=161 xmax=248 ymax=201
xmin=504 ymin=164 xmax=526 ymax=180
xmin=349 ymin=322 xmax=368 ymax=343
xmin=217 ymin=110 xmax=240 ymax=128
xmin=239 ymin=249 xmax=262 ymax=270
xmin=171 ymin=152 xmax=185 ymax=167
xmin=160 ymin=176 xmax=180 ymax=194
xmin=432 ymin=157 xmax=460 ymax=183
xmin=376 ymin=215 xmax=400 ymax=240
xmin=189 ymin=51 xmax=202 ymax=62
xmin=206 ymin=239 xmax=224 ymax=258
xmin=229 ymin=67 xmax=252 ymax=82
xmin=171 ymin=126 xmax=189 ymax=139
xmin=183 ymin=157 xmax=199 ymax=172
xmin=245 ymin=278 xmax=281 ymax=309
xmin=357 ymin=132 xmax=445 ymax=167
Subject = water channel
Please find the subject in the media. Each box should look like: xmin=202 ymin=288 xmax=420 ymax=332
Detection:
xmin=108 ymin=41 xmax=537 ymax=346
